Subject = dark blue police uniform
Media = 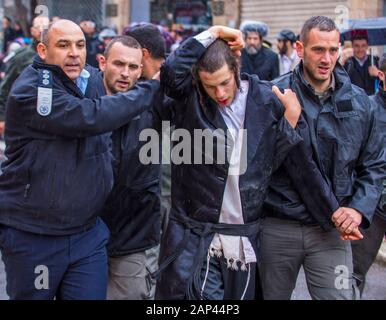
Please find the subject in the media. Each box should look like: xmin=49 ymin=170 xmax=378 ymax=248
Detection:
xmin=0 ymin=56 xmax=159 ymax=299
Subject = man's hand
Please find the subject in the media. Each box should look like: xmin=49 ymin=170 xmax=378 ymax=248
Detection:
xmin=332 ymin=207 xmax=363 ymax=235
xmin=340 ymin=227 xmax=363 ymax=241
xmin=0 ymin=121 xmax=5 ymax=136
xmin=272 ymin=86 xmax=301 ymax=128
xmin=208 ymin=26 xmax=245 ymax=56
xmin=368 ymin=65 xmax=381 ymax=77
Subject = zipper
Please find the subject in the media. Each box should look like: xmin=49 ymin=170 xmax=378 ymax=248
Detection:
xmin=24 ymin=183 xmax=31 ymax=199
xmin=49 ymin=164 xmax=57 ymax=208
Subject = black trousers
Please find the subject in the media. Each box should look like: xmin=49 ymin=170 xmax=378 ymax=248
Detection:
xmin=199 ymin=254 xmax=262 ymax=300
xmin=352 ymin=213 xmax=386 ymax=296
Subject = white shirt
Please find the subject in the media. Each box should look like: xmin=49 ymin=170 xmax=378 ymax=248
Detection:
xmin=211 ymin=81 xmax=257 ymax=270
xmin=355 ymin=55 xmax=368 ymax=67
xmin=279 ymin=50 xmax=299 ymax=75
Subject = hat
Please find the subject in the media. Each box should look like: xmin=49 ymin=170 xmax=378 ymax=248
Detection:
xmin=98 ymin=28 xmax=117 ymax=42
xmin=277 ymin=29 xmax=296 ymax=42
xmin=240 ymin=21 xmax=268 ymax=38
xmin=350 ymin=29 xmax=368 ymax=42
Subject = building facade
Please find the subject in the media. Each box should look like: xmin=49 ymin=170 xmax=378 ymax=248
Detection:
xmin=239 ymin=0 xmax=385 ymax=48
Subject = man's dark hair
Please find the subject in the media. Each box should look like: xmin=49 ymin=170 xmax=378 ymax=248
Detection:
xmin=104 ymin=35 xmax=141 ymax=58
xmin=192 ymin=39 xmax=240 ymax=101
xmin=300 ymin=16 xmax=338 ymax=44
xmin=124 ymin=24 xmax=166 ymax=59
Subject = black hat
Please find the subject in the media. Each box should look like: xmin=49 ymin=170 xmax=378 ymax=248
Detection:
xmin=277 ymin=29 xmax=297 ymax=43
xmin=240 ymin=21 xmax=268 ymax=38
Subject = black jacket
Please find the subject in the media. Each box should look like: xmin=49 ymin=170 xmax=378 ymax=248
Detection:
xmin=241 ymin=47 xmax=279 ymax=81
xmin=100 ymin=75 xmax=163 ymax=256
xmin=0 ymin=56 xmax=159 ymax=235
xmin=156 ymin=37 xmax=303 ymax=299
xmin=344 ymin=56 xmax=379 ymax=95
xmin=265 ymin=62 xmax=386 ymax=227
xmin=370 ymin=88 xmax=386 ymax=219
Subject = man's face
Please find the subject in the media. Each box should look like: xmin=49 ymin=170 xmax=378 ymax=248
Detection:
xmin=277 ymin=39 xmax=288 ymax=55
xmin=198 ymin=63 xmax=237 ymax=107
xmin=37 ymin=21 xmax=86 ymax=80
xmin=353 ymin=39 xmax=368 ymax=60
xmin=99 ymin=42 xmax=143 ymax=95
xmin=296 ymin=28 xmax=340 ymax=88
xmin=2 ymin=18 xmax=10 ymax=28
xmin=79 ymin=21 xmax=95 ymax=36
xmin=30 ymin=16 xmax=50 ymax=42
xmin=245 ymin=31 xmax=261 ymax=54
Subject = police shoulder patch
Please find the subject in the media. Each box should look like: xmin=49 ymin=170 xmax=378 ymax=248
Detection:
xmin=37 ymin=69 xmax=53 ymax=117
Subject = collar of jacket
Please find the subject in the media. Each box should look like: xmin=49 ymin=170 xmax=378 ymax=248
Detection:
xmin=292 ymin=60 xmax=354 ymax=102
xmin=198 ymin=72 xmax=271 ymax=167
xmin=198 ymin=73 xmax=274 ymax=129
xmin=32 ymin=55 xmax=84 ymax=97
xmin=99 ymin=71 xmax=108 ymax=96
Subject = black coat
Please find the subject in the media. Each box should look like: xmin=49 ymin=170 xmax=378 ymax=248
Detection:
xmin=344 ymin=56 xmax=379 ymax=95
xmin=0 ymin=56 xmax=159 ymax=235
xmin=100 ymin=76 xmax=163 ymax=256
xmin=155 ymin=37 xmax=303 ymax=299
xmin=266 ymin=62 xmax=386 ymax=227
xmin=241 ymin=47 xmax=279 ymax=81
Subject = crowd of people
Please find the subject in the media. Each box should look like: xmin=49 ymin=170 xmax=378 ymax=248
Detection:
xmin=0 ymin=14 xmax=384 ymax=301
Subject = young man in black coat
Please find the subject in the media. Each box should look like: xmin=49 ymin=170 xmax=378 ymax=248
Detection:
xmin=155 ymin=25 xmax=304 ymax=300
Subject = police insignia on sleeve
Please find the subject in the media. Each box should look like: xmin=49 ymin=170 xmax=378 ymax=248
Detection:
xmin=37 ymin=69 xmax=53 ymax=117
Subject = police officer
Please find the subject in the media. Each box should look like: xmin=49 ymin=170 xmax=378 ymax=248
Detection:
xmin=0 ymin=19 xmax=159 ymax=300
xmin=259 ymin=16 xmax=385 ymax=300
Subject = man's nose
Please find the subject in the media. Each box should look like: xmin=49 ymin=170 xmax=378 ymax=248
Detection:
xmin=121 ymin=66 xmax=130 ymax=78
xmin=68 ymin=44 xmax=79 ymax=57
xmin=321 ymin=51 xmax=332 ymax=63
xmin=215 ymin=87 xmax=225 ymax=98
